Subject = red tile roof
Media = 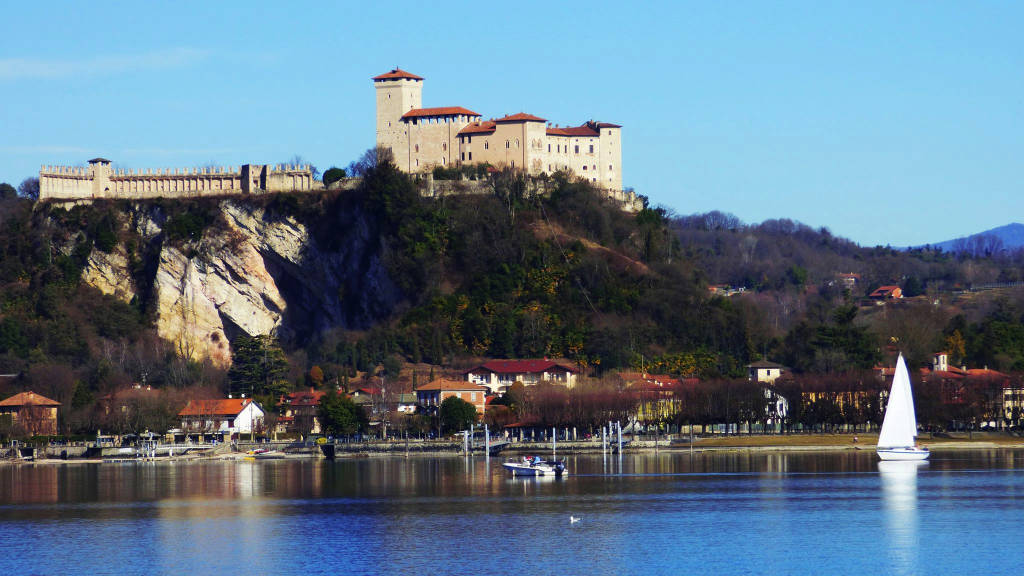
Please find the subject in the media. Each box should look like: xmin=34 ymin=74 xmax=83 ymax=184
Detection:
xmin=402 ymin=106 xmax=480 ymax=119
xmin=466 ymin=359 xmax=578 ymax=375
xmin=547 ymin=125 xmax=600 ymax=137
xmin=869 ymin=285 xmax=902 ymax=298
xmin=178 ymin=398 xmax=254 ymax=417
xmin=494 ymin=112 xmax=547 ymax=123
xmin=283 ymin=389 xmax=326 ymax=407
xmin=458 ymin=121 xmax=497 ymax=135
xmin=416 ymin=378 xmax=489 ymax=392
xmin=372 ymin=68 xmax=423 ymax=81
xmin=0 ymin=391 xmax=60 ymax=407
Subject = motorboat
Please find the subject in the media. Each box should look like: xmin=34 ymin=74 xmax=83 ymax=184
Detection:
xmin=502 ymin=456 xmax=568 ymax=477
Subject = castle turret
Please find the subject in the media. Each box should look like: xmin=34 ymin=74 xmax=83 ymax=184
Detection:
xmin=88 ymin=157 xmax=112 ymax=197
xmin=373 ymin=68 xmax=423 ymax=153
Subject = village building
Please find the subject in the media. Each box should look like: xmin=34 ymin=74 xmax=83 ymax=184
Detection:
xmin=0 ymin=391 xmax=60 ymax=436
xmin=747 ymin=360 xmax=786 ymax=384
xmin=464 ymin=359 xmax=579 ymax=395
xmin=277 ymin=389 xmax=327 ymax=435
xmin=869 ymin=285 xmax=903 ymax=300
xmin=415 ymin=378 xmax=488 ymax=417
xmin=374 ymin=68 xmax=624 ymax=191
xmin=177 ymin=398 xmax=265 ymax=440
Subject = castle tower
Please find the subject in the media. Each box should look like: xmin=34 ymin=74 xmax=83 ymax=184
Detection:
xmin=88 ymin=157 xmax=112 ymax=197
xmin=373 ymin=68 xmax=423 ymax=155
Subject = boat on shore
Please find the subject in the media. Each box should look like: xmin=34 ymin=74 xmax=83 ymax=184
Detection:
xmin=502 ymin=456 xmax=568 ymax=477
xmin=877 ymin=353 xmax=929 ymax=461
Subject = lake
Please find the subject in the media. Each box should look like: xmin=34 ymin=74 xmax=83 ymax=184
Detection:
xmin=2 ymin=449 xmax=1023 ymax=575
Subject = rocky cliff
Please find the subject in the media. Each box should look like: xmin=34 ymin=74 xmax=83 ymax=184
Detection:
xmin=75 ymin=196 xmax=402 ymax=367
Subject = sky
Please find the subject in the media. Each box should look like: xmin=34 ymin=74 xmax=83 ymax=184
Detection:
xmin=2 ymin=1 xmax=1022 ymax=247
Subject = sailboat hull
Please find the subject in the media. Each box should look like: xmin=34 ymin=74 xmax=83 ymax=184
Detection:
xmin=877 ymin=447 xmax=930 ymax=461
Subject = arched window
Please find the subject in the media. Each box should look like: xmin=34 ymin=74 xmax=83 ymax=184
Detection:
xmin=515 ymin=139 xmax=520 ymax=149
xmin=415 ymin=144 xmax=419 ymax=153
xmin=505 ymin=140 xmax=510 ymax=149
xmin=442 ymin=142 xmax=447 ymax=151
xmin=442 ymin=157 xmax=446 ymax=165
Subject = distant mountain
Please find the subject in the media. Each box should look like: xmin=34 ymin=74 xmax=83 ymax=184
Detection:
xmin=923 ymin=223 xmax=1024 ymax=255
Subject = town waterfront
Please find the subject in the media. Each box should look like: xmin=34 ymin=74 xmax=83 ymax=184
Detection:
xmin=2 ymin=450 xmax=1023 ymax=575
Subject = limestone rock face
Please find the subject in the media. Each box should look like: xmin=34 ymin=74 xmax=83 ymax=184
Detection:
xmin=81 ymin=246 xmax=135 ymax=303
xmin=76 ymin=197 xmax=404 ymax=368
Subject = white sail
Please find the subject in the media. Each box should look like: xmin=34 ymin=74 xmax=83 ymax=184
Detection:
xmin=878 ymin=354 xmax=917 ymax=449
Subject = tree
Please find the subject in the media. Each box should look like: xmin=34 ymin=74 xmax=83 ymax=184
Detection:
xmin=0 ymin=183 xmax=16 ymax=200
xmin=439 ymin=395 xmax=477 ymax=433
xmin=322 ymin=167 xmax=347 ymax=187
xmin=228 ymin=335 xmax=290 ymax=398
xmin=318 ymin=392 xmax=366 ymax=436
xmin=18 ymin=178 xmax=39 ymax=201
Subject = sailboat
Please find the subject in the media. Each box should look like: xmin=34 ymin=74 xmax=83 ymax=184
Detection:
xmin=877 ymin=353 xmax=930 ymax=461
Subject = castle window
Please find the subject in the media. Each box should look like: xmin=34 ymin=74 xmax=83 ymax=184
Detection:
xmin=589 ymin=145 xmax=594 ymax=153
xmin=515 ymin=139 xmax=519 ymax=148
xmin=468 ymin=136 xmax=472 ymax=144
xmin=469 ymin=152 xmax=472 ymax=161
xmin=505 ymin=140 xmax=510 ymax=149
xmin=609 ymin=164 xmax=613 ymax=171
xmin=574 ymin=145 xmax=579 ymax=154
xmin=582 ymin=165 xmax=587 ymax=171
xmin=548 ymin=144 xmax=551 ymax=152
xmin=442 ymin=142 xmax=447 ymax=151
xmin=442 ymin=157 xmax=446 ymax=165
xmin=461 ymin=153 xmax=465 ymax=161
xmin=485 ymin=141 xmax=489 ymax=150
xmin=415 ymin=144 xmax=419 ymax=153
xmin=416 ymin=159 xmax=419 ymax=167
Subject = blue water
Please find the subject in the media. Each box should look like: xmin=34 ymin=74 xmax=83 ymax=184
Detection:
xmin=1 ymin=450 xmax=1022 ymax=575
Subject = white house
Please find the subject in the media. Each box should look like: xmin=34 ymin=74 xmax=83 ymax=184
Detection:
xmin=464 ymin=359 xmax=578 ymax=395
xmin=177 ymin=398 xmax=265 ymax=437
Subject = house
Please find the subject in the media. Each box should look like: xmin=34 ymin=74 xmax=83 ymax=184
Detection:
xmin=464 ymin=359 xmax=578 ymax=395
xmin=0 ymin=391 xmax=60 ymax=436
xmin=620 ymin=372 xmax=686 ymax=425
xmin=836 ymin=273 xmax=861 ymax=290
xmin=277 ymin=389 xmax=327 ymax=435
xmin=415 ymin=378 xmax=488 ymax=416
xmin=747 ymin=360 xmax=786 ymax=384
xmin=869 ymin=285 xmax=903 ymax=300
xmin=177 ymin=398 xmax=265 ymax=439
xmin=396 ymin=393 xmax=419 ymax=414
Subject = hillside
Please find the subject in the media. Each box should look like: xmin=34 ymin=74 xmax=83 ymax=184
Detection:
xmin=1 ymin=158 xmax=1024 ymax=434
xmin=927 ymin=223 xmax=1024 ymax=255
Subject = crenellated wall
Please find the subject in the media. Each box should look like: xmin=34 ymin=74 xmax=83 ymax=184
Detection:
xmin=39 ymin=158 xmax=320 ymax=202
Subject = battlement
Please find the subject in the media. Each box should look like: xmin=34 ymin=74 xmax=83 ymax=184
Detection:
xmin=39 ymin=159 xmax=319 ymax=202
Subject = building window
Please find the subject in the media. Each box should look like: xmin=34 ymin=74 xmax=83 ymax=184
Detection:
xmin=469 ymin=152 xmax=472 ymax=161
xmin=609 ymin=164 xmax=613 ymax=171
xmin=548 ymin=144 xmax=551 ymax=152
xmin=589 ymin=145 xmax=594 ymax=153
xmin=442 ymin=142 xmax=447 ymax=151
xmin=511 ymin=161 xmax=515 ymax=168
xmin=442 ymin=157 xmax=446 ymax=165
xmin=468 ymin=136 xmax=472 ymax=144
xmin=582 ymin=165 xmax=587 ymax=171
xmin=515 ymin=139 xmax=519 ymax=148
xmin=415 ymin=144 xmax=419 ymax=153
xmin=574 ymin=145 xmax=579 ymax=154
xmin=461 ymin=152 xmax=465 ymax=161
xmin=506 ymin=140 xmax=510 ymax=149
xmin=415 ymin=159 xmax=419 ymax=167
xmin=485 ymin=141 xmax=489 ymax=150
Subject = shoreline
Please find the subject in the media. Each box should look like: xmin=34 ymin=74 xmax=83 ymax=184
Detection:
xmin=8 ymin=433 xmax=1024 ymax=465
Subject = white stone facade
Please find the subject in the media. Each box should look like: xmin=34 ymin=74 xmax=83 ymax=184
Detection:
xmin=374 ymin=68 xmax=624 ymax=192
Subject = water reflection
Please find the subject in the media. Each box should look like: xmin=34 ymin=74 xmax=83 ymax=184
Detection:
xmin=879 ymin=460 xmax=927 ymax=575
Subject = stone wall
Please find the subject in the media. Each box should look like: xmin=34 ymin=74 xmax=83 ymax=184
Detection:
xmin=40 ymin=158 xmax=319 ymax=203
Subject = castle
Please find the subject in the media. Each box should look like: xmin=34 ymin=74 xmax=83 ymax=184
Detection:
xmin=37 ymin=68 xmax=628 ymax=203
xmin=38 ymin=158 xmax=316 ymax=202
xmin=374 ymin=68 xmax=623 ymax=191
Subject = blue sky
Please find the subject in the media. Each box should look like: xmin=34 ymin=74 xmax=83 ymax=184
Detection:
xmin=2 ymin=1 xmax=1021 ymax=247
